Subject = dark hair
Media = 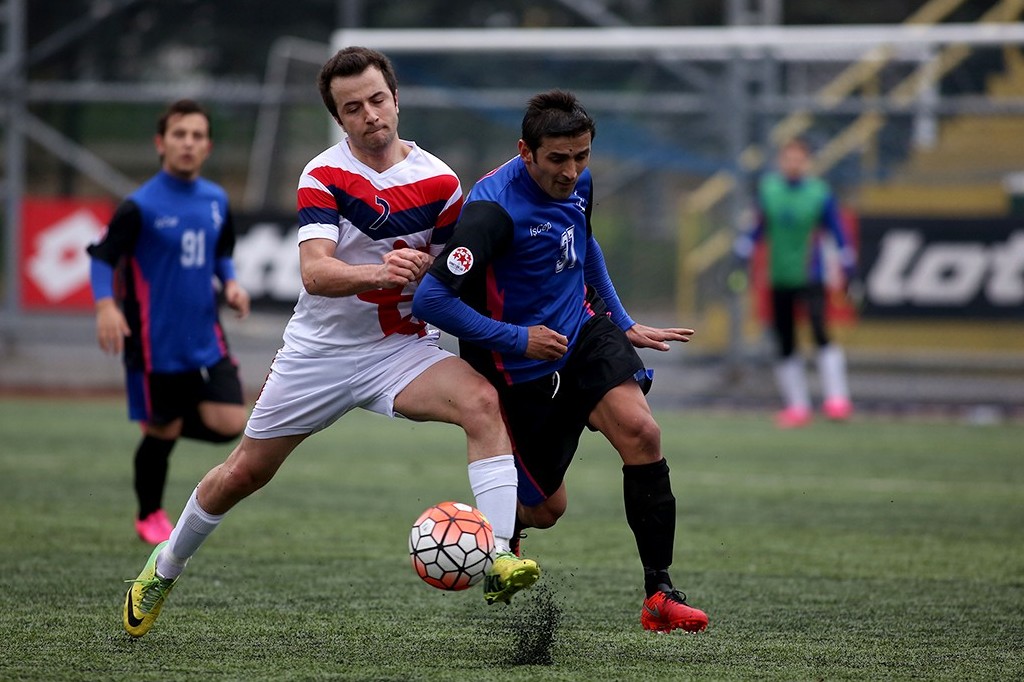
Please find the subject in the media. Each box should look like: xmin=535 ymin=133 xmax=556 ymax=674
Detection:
xmin=157 ymin=99 xmax=211 ymax=138
xmin=521 ymin=89 xmax=596 ymax=152
xmin=318 ymin=46 xmax=399 ymax=123
xmin=780 ymin=136 xmax=811 ymax=154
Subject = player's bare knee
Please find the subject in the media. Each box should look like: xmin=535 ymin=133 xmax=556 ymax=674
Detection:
xmin=213 ymin=413 xmax=247 ymax=438
xmin=220 ymin=460 xmax=272 ymax=498
xmin=522 ymin=499 xmax=566 ymax=529
xmin=636 ymin=418 xmax=661 ymax=454
xmin=457 ymin=380 xmax=503 ymax=431
xmin=204 ymin=406 xmax=247 ymax=438
xmin=618 ymin=417 xmax=662 ymax=465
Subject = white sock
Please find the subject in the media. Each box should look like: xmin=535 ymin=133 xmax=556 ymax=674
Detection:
xmin=156 ymin=487 xmax=225 ymax=579
xmin=468 ymin=455 xmax=517 ymax=554
xmin=774 ymin=355 xmax=810 ymax=411
xmin=817 ymin=344 xmax=850 ymax=401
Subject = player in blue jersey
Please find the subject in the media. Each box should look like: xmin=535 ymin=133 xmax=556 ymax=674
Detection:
xmin=413 ymin=90 xmax=709 ymax=633
xmin=121 ymin=48 xmax=537 ymax=639
xmin=87 ymin=99 xmax=251 ymax=545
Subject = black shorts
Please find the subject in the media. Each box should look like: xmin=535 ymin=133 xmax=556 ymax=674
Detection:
xmin=126 ymin=356 xmax=244 ymax=424
xmin=492 ymin=314 xmax=646 ymax=506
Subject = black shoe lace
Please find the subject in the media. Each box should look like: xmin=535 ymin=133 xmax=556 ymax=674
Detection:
xmin=510 ymin=532 xmax=528 ymax=554
xmin=659 ymin=586 xmax=689 ymax=605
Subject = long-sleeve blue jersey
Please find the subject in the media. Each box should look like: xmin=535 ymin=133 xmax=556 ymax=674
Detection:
xmin=414 ymin=155 xmax=632 ymax=385
xmin=87 ymin=170 xmax=237 ymax=373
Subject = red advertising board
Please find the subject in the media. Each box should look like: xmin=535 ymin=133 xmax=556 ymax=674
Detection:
xmin=20 ymin=198 xmax=114 ymax=311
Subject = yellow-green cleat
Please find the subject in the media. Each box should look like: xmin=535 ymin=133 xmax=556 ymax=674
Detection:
xmin=483 ymin=551 xmax=540 ymax=605
xmin=123 ymin=540 xmax=177 ymax=638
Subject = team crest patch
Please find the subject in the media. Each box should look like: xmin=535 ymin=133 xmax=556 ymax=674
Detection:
xmin=447 ymin=246 xmax=474 ymax=275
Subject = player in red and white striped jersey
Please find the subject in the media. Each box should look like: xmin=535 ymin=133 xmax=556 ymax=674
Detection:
xmin=122 ymin=47 xmax=537 ymax=639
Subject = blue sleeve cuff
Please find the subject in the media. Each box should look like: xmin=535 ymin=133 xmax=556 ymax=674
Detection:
xmin=89 ymin=258 xmax=115 ymax=301
xmin=215 ymin=257 xmax=236 ymax=284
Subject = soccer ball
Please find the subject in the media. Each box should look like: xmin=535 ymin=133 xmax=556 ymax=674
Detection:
xmin=409 ymin=501 xmax=494 ymax=591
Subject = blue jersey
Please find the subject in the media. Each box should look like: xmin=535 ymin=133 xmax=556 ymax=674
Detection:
xmin=87 ymin=170 xmax=236 ymax=373
xmin=426 ymin=156 xmax=600 ymax=384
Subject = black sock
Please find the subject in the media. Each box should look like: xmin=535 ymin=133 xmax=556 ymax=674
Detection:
xmin=510 ymin=514 xmax=526 ymax=553
xmin=134 ymin=435 xmax=176 ymax=518
xmin=623 ymin=458 xmax=676 ymax=597
xmin=644 ymin=569 xmax=674 ymax=597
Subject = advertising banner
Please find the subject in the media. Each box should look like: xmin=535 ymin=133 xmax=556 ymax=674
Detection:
xmin=20 ymin=198 xmax=114 ymax=311
xmin=230 ymin=212 xmax=302 ymax=308
xmin=18 ymin=200 xmax=302 ymax=312
xmin=860 ymin=217 xmax=1024 ymax=319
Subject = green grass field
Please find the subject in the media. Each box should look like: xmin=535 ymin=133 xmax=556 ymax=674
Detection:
xmin=1 ymin=397 xmax=1021 ymax=681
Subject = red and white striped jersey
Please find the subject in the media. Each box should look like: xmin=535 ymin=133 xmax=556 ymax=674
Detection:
xmin=284 ymin=138 xmax=462 ymax=353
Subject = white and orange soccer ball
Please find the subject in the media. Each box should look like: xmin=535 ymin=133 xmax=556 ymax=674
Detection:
xmin=409 ymin=501 xmax=494 ymax=591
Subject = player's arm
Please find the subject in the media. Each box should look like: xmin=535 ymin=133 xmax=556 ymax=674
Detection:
xmin=584 ymin=235 xmax=693 ymax=351
xmin=296 ymin=164 xmax=430 ymax=297
xmin=299 ymin=238 xmax=429 ymax=297
xmin=584 ymin=237 xmax=635 ymax=331
xmin=733 ymin=210 xmax=765 ymax=262
xmin=414 ymin=276 xmax=567 ymax=361
xmin=427 ymin=175 xmax=464 ymax=262
xmin=821 ymin=194 xmax=857 ymax=280
xmin=213 ymin=208 xmax=250 ymax=319
xmin=413 ymin=201 xmax=567 ymax=360
xmin=87 ymin=200 xmax=140 ymax=355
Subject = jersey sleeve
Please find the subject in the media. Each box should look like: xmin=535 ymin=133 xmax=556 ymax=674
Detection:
xmin=412 ymin=274 xmax=527 ymax=354
xmin=86 ymin=199 xmax=142 ymax=266
xmin=427 ymin=200 xmax=513 ymax=292
xmin=214 ymin=208 xmax=238 ymax=283
xmin=296 ymin=166 xmax=340 ymax=243
xmin=821 ymin=194 xmax=856 ymax=275
xmin=584 ymin=237 xmax=635 ymax=331
xmin=215 ymin=207 xmax=237 ymax=259
xmin=429 ymin=179 xmax=464 ymax=257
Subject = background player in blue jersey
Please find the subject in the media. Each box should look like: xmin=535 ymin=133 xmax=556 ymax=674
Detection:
xmin=87 ymin=99 xmax=250 ymax=545
xmin=734 ymin=138 xmax=856 ymax=428
xmin=121 ymin=48 xmax=537 ymax=639
xmin=413 ymin=90 xmax=708 ymax=633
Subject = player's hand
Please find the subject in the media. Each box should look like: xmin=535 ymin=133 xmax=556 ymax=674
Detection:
xmin=224 ymin=280 xmax=251 ymax=319
xmin=625 ymin=323 xmax=695 ymax=351
xmin=380 ymin=248 xmax=431 ymax=288
xmin=95 ymin=298 xmax=130 ymax=355
xmin=845 ymin=277 xmax=865 ymax=309
xmin=524 ymin=325 xmax=568 ymax=361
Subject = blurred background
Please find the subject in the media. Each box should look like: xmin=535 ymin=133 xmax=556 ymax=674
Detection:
xmin=3 ymin=0 xmax=1023 ymax=419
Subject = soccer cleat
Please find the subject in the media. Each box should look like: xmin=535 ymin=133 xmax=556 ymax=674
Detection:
xmin=483 ymin=551 xmax=540 ymax=605
xmin=135 ymin=509 xmax=174 ymax=545
xmin=823 ymin=397 xmax=853 ymax=421
xmin=641 ymin=588 xmax=709 ymax=633
xmin=775 ymin=406 xmax=812 ymax=429
xmin=123 ymin=541 xmax=177 ymax=638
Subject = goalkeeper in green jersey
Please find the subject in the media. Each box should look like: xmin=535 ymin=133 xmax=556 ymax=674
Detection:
xmin=734 ymin=138 xmax=857 ymax=428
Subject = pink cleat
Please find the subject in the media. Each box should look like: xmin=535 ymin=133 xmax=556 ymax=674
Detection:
xmin=775 ymin=407 xmax=812 ymax=429
xmin=823 ymin=398 xmax=853 ymax=421
xmin=135 ymin=509 xmax=174 ymax=545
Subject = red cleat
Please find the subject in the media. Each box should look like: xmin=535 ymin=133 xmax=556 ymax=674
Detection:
xmin=775 ymin=406 xmax=812 ymax=429
xmin=135 ymin=509 xmax=174 ymax=545
xmin=641 ymin=589 xmax=709 ymax=633
xmin=823 ymin=397 xmax=853 ymax=421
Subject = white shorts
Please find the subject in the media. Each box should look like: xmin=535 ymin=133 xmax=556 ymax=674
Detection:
xmin=244 ymin=331 xmax=452 ymax=439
